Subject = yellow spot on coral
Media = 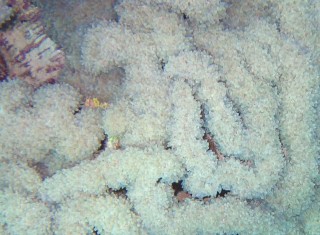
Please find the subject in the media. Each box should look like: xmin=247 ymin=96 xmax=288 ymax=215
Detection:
xmin=84 ymin=97 xmax=109 ymax=109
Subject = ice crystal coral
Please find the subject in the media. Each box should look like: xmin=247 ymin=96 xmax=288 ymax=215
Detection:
xmin=0 ymin=0 xmax=319 ymax=234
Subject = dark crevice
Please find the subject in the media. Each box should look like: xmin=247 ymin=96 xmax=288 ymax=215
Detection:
xmin=92 ymin=228 xmax=101 ymax=235
xmin=0 ymin=13 xmax=18 ymax=31
xmin=160 ymin=59 xmax=166 ymax=71
xmin=239 ymin=54 xmax=257 ymax=79
xmin=272 ymin=78 xmax=288 ymax=164
xmin=172 ymin=180 xmax=231 ymax=203
xmin=216 ymin=189 xmax=231 ymax=197
xmin=72 ymin=106 xmax=82 ymax=115
xmin=172 ymin=180 xmax=183 ymax=196
xmin=200 ymin=103 xmax=225 ymax=160
xmin=91 ymin=133 xmax=108 ymax=159
xmin=275 ymin=18 xmax=281 ymax=33
xmin=203 ymin=132 xmax=224 ymax=161
xmin=162 ymin=140 xmax=172 ymax=150
xmin=182 ymin=13 xmax=189 ymax=21
xmin=97 ymin=133 xmax=108 ymax=152
xmin=108 ymin=187 xmax=127 ymax=199
xmin=225 ymin=91 xmax=248 ymax=130
xmin=31 ymin=161 xmax=50 ymax=180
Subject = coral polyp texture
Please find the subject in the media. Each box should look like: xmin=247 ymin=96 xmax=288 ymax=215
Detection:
xmin=1 ymin=0 xmax=320 ymax=234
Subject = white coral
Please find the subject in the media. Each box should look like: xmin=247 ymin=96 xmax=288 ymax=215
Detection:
xmin=0 ymin=0 xmax=319 ymax=234
xmin=0 ymin=80 xmax=104 ymax=165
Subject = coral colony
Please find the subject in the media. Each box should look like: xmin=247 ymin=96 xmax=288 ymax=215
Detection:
xmin=0 ymin=0 xmax=319 ymax=234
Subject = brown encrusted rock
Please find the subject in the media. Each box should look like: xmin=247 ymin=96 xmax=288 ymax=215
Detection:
xmin=0 ymin=0 xmax=65 ymax=87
